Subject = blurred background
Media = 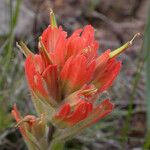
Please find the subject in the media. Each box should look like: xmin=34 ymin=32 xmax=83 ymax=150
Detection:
xmin=0 ymin=0 xmax=149 ymax=149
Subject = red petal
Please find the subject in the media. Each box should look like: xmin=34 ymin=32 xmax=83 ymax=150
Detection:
xmin=35 ymin=73 xmax=48 ymax=96
xmin=53 ymin=35 xmax=66 ymax=67
xmin=41 ymin=26 xmax=67 ymax=53
xmin=55 ymin=103 xmax=71 ymax=119
xmin=93 ymin=50 xmax=111 ymax=78
xmin=92 ymin=52 xmax=122 ymax=93
xmin=11 ymin=104 xmax=21 ymax=122
xmin=42 ymin=65 xmax=59 ymax=102
xmin=80 ymin=99 xmax=113 ymax=128
xmin=11 ymin=105 xmax=28 ymax=139
xmin=25 ymin=54 xmax=48 ymax=97
xmin=81 ymin=25 xmax=95 ymax=46
xmin=91 ymin=99 xmax=114 ymax=124
xmin=60 ymin=55 xmax=96 ymax=94
xmin=98 ymin=61 xmax=122 ymax=93
xmin=64 ymin=101 xmax=88 ymax=125
xmin=65 ymin=25 xmax=99 ymax=60
xmin=65 ymin=29 xmax=84 ymax=58
xmin=86 ymin=102 xmax=93 ymax=114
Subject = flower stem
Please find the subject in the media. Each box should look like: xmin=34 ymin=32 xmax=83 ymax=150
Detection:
xmin=49 ymin=141 xmax=64 ymax=150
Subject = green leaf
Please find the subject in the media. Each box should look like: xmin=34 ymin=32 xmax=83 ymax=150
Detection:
xmin=31 ymin=91 xmax=55 ymax=121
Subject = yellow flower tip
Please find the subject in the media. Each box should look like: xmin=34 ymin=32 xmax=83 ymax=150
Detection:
xmin=109 ymin=33 xmax=141 ymax=59
xmin=38 ymin=36 xmax=52 ymax=64
xmin=129 ymin=32 xmax=141 ymax=46
xmin=39 ymin=37 xmax=46 ymax=50
xmin=81 ymin=87 xmax=98 ymax=95
xmin=39 ymin=36 xmax=46 ymax=51
xmin=49 ymin=8 xmax=57 ymax=28
xmin=16 ymin=41 xmax=33 ymax=57
xmin=38 ymin=36 xmax=42 ymax=48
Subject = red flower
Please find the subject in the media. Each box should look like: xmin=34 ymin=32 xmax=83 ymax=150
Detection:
xmin=18 ymin=12 xmax=140 ymax=129
xmin=11 ymin=104 xmax=36 ymax=140
xmin=12 ymin=105 xmax=47 ymax=148
xmin=24 ymin=24 xmax=118 ymax=127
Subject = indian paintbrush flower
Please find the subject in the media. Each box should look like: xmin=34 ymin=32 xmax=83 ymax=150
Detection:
xmin=12 ymin=10 xmax=140 ymax=150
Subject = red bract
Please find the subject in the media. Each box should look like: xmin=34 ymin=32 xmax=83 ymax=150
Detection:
xmin=16 ymin=12 xmax=139 ymax=130
xmin=24 ymin=24 xmax=121 ymax=128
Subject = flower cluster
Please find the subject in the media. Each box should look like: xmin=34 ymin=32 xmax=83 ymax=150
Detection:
xmin=12 ymin=11 xmax=139 ymax=150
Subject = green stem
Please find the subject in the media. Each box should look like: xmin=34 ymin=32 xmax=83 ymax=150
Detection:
xmin=49 ymin=141 xmax=64 ymax=150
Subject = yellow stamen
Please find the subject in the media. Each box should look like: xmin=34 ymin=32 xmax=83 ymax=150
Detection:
xmin=16 ymin=41 xmax=33 ymax=57
xmin=81 ymin=87 xmax=98 ymax=95
xmin=50 ymin=9 xmax=57 ymax=28
xmin=82 ymin=46 xmax=92 ymax=54
xmin=39 ymin=37 xmax=52 ymax=64
xmin=109 ymin=33 xmax=140 ymax=58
